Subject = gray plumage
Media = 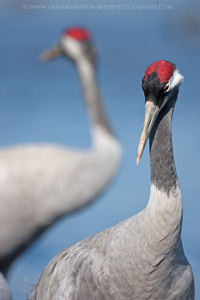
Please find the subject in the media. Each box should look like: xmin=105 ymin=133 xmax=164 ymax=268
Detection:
xmin=0 ymin=273 xmax=11 ymax=300
xmin=29 ymin=61 xmax=194 ymax=300
xmin=0 ymin=28 xmax=121 ymax=276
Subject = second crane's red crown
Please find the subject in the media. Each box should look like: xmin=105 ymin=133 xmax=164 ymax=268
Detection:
xmin=64 ymin=27 xmax=90 ymax=41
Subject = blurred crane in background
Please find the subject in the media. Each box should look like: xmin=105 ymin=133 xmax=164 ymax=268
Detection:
xmin=0 ymin=27 xmax=121 ymax=284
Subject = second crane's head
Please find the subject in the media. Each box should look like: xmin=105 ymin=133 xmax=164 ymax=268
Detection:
xmin=41 ymin=27 xmax=96 ymax=66
xmin=137 ymin=60 xmax=184 ymax=165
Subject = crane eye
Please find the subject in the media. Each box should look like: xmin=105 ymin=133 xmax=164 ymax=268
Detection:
xmin=163 ymin=84 xmax=170 ymax=93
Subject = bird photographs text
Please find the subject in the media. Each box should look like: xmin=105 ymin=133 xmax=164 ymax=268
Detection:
xmin=23 ymin=4 xmax=173 ymax=10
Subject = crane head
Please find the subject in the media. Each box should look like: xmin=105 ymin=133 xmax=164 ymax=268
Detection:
xmin=136 ymin=60 xmax=184 ymax=165
xmin=40 ymin=27 xmax=96 ymax=66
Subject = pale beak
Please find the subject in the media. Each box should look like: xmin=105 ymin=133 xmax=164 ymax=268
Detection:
xmin=136 ymin=101 xmax=159 ymax=165
xmin=40 ymin=44 xmax=63 ymax=61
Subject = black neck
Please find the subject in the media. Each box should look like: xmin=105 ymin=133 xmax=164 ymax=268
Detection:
xmin=149 ymin=90 xmax=179 ymax=194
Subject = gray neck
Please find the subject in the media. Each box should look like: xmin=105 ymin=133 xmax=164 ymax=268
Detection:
xmin=76 ymin=59 xmax=113 ymax=136
xmin=149 ymin=90 xmax=179 ymax=195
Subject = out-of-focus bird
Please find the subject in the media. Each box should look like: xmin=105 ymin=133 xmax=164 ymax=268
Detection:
xmin=0 ymin=272 xmax=11 ymax=300
xmin=0 ymin=27 xmax=121 ymax=276
xmin=29 ymin=61 xmax=194 ymax=300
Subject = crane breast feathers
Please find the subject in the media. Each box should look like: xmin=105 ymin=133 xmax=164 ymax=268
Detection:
xmin=35 ymin=250 xmax=96 ymax=298
xmin=34 ymin=233 xmax=110 ymax=299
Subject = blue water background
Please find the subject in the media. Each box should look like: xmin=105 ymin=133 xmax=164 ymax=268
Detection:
xmin=0 ymin=0 xmax=199 ymax=298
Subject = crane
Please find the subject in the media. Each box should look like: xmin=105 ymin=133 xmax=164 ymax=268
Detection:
xmin=29 ymin=60 xmax=194 ymax=300
xmin=0 ymin=27 xmax=121 ymax=278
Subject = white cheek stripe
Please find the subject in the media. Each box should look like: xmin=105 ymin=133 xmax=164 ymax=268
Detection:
xmin=61 ymin=36 xmax=82 ymax=59
xmin=168 ymin=69 xmax=184 ymax=90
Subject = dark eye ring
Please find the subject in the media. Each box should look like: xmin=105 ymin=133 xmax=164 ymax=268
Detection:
xmin=163 ymin=84 xmax=170 ymax=93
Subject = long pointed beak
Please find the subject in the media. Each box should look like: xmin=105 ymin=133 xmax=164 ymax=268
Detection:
xmin=136 ymin=101 xmax=159 ymax=165
xmin=40 ymin=44 xmax=63 ymax=62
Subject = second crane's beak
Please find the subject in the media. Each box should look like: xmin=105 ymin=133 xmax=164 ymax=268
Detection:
xmin=136 ymin=101 xmax=159 ymax=165
xmin=40 ymin=45 xmax=63 ymax=62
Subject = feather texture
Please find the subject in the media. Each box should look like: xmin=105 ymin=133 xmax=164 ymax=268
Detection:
xmin=29 ymin=61 xmax=194 ymax=300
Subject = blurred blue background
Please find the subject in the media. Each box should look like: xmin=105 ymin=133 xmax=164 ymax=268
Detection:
xmin=0 ymin=0 xmax=199 ymax=298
